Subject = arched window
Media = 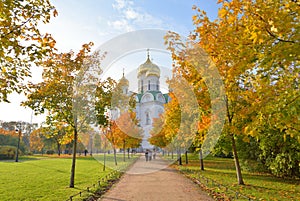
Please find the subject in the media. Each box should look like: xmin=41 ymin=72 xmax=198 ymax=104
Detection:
xmin=141 ymin=80 xmax=144 ymax=92
xmin=148 ymin=80 xmax=150 ymax=90
xmin=146 ymin=112 xmax=150 ymax=125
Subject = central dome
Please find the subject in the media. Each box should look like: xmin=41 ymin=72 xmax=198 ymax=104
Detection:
xmin=137 ymin=51 xmax=160 ymax=77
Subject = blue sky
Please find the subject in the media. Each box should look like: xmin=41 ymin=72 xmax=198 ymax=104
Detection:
xmin=38 ymin=0 xmax=220 ymax=52
xmin=0 ymin=0 xmax=220 ymax=124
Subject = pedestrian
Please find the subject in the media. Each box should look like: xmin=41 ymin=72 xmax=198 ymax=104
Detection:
xmin=149 ymin=151 xmax=152 ymax=161
xmin=153 ymin=151 xmax=156 ymax=160
xmin=145 ymin=151 xmax=149 ymax=161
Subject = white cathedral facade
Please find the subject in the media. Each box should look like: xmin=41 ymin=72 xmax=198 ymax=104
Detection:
xmin=118 ymin=51 xmax=169 ymax=149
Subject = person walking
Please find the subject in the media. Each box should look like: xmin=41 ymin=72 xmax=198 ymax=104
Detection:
xmin=149 ymin=151 xmax=152 ymax=161
xmin=145 ymin=151 xmax=149 ymax=162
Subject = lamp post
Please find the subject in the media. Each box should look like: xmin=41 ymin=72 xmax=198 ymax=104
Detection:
xmin=15 ymin=123 xmax=22 ymax=162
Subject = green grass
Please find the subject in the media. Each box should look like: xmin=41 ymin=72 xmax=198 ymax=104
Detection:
xmin=0 ymin=153 xmax=138 ymax=201
xmin=165 ymin=154 xmax=300 ymax=201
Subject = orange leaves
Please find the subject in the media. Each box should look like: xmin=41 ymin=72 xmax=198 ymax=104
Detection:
xmin=0 ymin=128 xmax=18 ymax=137
xmin=197 ymin=115 xmax=211 ymax=131
xmin=29 ymin=129 xmax=44 ymax=151
xmin=107 ymin=111 xmax=142 ymax=149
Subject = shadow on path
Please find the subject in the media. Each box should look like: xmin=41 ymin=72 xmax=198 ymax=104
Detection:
xmin=100 ymin=154 xmax=213 ymax=201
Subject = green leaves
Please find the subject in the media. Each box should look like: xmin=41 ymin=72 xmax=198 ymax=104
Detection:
xmin=0 ymin=0 xmax=57 ymax=102
xmin=165 ymin=0 xmax=300 ymax=180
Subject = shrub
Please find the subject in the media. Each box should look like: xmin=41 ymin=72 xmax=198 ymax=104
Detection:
xmin=0 ymin=146 xmax=18 ymax=160
xmin=46 ymin=150 xmax=55 ymax=155
xmin=259 ymin=131 xmax=300 ymax=178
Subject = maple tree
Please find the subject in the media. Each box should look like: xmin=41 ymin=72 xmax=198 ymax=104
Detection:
xmin=29 ymin=128 xmax=44 ymax=153
xmin=40 ymin=121 xmax=72 ymax=156
xmin=162 ymin=91 xmax=182 ymax=164
xmin=149 ymin=85 xmax=197 ymax=165
xmin=0 ymin=0 xmax=57 ymax=102
xmin=23 ymin=42 xmax=103 ymax=187
xmin=95 ymin=77 xmax=117 ymax=127
xmin=105 ymin=111 xmax=142 ymax=164
xmin=149 ymin=114 xmax=170 ymax=149
xmin=165 ymin=0 xmax=299 ymax=183
xmin=115 ymin=111 xmax=142 ymax=161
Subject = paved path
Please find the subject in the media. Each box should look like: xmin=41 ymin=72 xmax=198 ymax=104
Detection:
xmin=100 ymin=155 xmax=213 ymax=201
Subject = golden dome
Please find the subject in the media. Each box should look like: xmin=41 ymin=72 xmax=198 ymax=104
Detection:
xmin=119 ymin=70 xmax=129 ymax=86
xmin=137 ymin=51 xmax=160 ymax=77
xmin=119 ymin=76 xmax=129 ymax=86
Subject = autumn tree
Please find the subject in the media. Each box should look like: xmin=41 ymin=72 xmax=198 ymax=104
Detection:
xmin=40 ymin=120 xmax=72 ymax=156
xmin=23 ymin=42 xmax=103 ymax=188
xmin=29 ymin=128 xmax=44 ymax=153
xmin=95 ymin=77 xmax=117 ymax=127
xmin=166 ymin=0 xmax=299 ymax=183
xmin=115 ymin=111 xmax=142 ymax=161
xmin=149 ymin=114 xmax=170 ymax=149
xmin=0 ymin=128 xmax=27 ymax=153
xmin=0 ymin=0 xmax=57 ymax=102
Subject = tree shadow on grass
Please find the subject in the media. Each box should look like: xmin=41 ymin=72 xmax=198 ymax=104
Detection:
xmin=23 ymin=161 xmax=69 ymax=174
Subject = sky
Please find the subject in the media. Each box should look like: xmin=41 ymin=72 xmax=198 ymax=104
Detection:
xmin=0 ymin=0 xmax=220 ymax=124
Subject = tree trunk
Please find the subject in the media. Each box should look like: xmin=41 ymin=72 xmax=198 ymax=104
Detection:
xmin=123 ymin=141 xmax=126 ymax=162
xmin=185 ymin=150 xmax=188 ymax=164
xmin=69 ymin=129 xmax=78 ymax=188
xmin=57 ymin=141 xmax=61 ymax=156
xmin=178 ymin=150 xmax=182 ymax=165
xmin=103 ymin=140 xmax=107 ymax=171
xmin=113 ymin=147 xmax=117 ymax=166
xmin=231 ymin=134 xmax=244 ymax=185
xmin=103 ymin=151 xmax=106 ymax=171
xmin=199 ymin=149 xmax=204 ymax=171
xmin=171 ymin=151 xmax=173 ymax=159
xmin=127 ymin=148 xmax=130 ymax=159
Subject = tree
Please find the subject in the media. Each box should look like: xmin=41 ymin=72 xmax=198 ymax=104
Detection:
xmin=0 ymin=128 xmax=26 ymax=153
xmin=29 ymin=128 xmax=44 ymax=153
xmin=95 ymin=77 xmax=117 ymax=127
xmin=23 ymin=42 xmax=103 ymax=188
xmin=106 ymin=120 xmax=121 ymax=166
xmin=165 ymin=0 xmax=299 ymax=184
xmin=0 ymin=0 xmax=57 ymax=102
xmin=149 ymin=114 xmax=170 ymax=149
xmin=93 ymin=133 xmax=101 ymax=153
xmin=40 ymin=121 xmax=72 ymax=156
xmin=115 ymin=111 xmax=142 ymax=161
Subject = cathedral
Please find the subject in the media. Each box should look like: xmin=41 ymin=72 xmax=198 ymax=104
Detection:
xmin=118 ymin=50 xmax=169 ymax=149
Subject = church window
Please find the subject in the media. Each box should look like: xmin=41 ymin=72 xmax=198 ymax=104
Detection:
xmin=146 ymin=112 xmax=150 ymax=125
xmin=141 ymin=80 xmax=144 ymax=92
xmin=148 ymin=80 xmax=150 ymax=90
xmin=156 ymin=81 xmax=159 ymax=90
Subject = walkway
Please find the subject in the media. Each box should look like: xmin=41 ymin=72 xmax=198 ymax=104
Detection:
xmin=100 ymin=155 xmax=213 ymax=201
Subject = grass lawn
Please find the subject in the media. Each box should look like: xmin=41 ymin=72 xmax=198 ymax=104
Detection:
xmin=166 ymin=153 xmax=300 ymax=201
xmin=0 ymin=153 xmax=138 ymax=201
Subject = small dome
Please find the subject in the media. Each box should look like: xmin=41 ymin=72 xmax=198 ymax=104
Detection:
xmin=119 ymin=73 xmax=129 ymax=86
xmin=137 ymin=51 xmax=160 ymax=77
xmin=119 ymin=77 xmax=129 ymax=86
